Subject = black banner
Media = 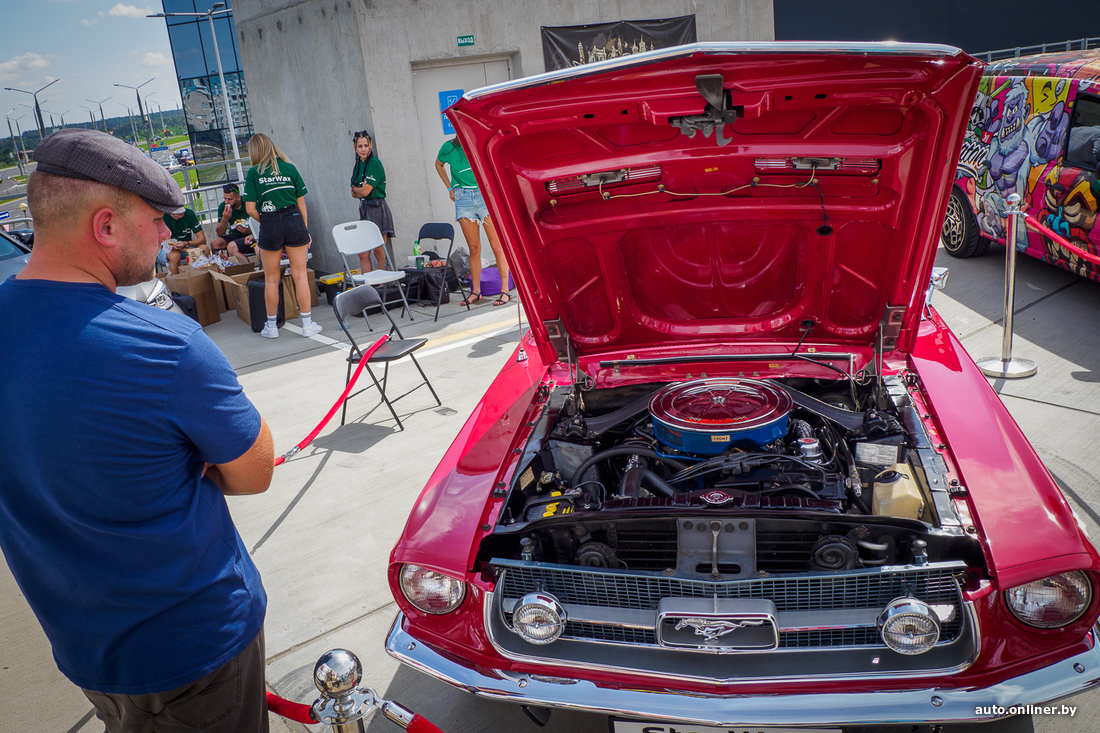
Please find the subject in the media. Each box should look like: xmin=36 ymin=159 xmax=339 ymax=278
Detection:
xmin=541 ymin=15 xmax=697 ymax=72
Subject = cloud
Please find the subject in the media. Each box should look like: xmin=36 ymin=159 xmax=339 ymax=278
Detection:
xmin=107 ymin=4 xmax=153 ymax=18
xmin=141 ymin=52 xmax=170 ymax=66
xmin=0 ymin=52 xmax=52 ymax=82
xmin=80 ymin=18 xmax=98 ymax=25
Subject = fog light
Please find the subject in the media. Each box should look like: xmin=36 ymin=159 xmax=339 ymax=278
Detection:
xmin=399 ymin=564 xmax=465 ymax=615
xmin=512 ymin=592 xmax=567 ymax=645
xmin=879 ymin=598 xmax=940 ymax=655
xmin=1006 ymin=571 xmax=1092 ymax=629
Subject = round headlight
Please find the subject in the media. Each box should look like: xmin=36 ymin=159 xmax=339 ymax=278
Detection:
xmin=1006 ymin=571 xmax=1092 ymax=629
xmin=879 ymin=598 xmax=940 ymax=655
xmin=512 ymin=592 xmax=567 ymax=645
xmin=399 ymin=564 xmax=465 ymax=615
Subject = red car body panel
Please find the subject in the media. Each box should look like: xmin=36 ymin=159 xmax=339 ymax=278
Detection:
xmin=909 ymin=308 xmax=1099 ymax=588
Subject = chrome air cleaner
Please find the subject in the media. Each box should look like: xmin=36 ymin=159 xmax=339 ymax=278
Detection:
xmin=649 ymin=378 xmax=793 ymax=456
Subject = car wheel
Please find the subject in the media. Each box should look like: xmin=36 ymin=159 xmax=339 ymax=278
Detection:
xmin=942 ymin=186 xmax=987 ymax=258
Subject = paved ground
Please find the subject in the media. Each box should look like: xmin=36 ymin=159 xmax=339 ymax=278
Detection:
xmin=0 ymin=244 xmax=1098 ymax=733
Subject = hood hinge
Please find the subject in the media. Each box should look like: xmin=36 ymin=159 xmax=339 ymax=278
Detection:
xmin=543 ymin=318 xmax=592 ymax=399
xmin=872 ymin=305 xmax=906 ymax=409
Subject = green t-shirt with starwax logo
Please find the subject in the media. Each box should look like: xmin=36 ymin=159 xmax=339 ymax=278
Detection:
xmin=163 ymin=209 xmax=202 ymax=241
xmin=244 ymin=160 xmax=308 ymax=214
xmin=436 ymin=139 xmax=478 ymax=189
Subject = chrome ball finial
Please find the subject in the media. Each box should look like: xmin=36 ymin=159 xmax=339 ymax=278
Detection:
xmin=313 ymin=649 xmax=363 ymax=698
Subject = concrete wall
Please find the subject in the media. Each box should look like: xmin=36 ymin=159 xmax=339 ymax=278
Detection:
xmin=234 ymin=0 xmax=774 ymax=274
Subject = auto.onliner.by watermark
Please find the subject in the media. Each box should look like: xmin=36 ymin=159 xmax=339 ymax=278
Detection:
xmin=976 ymin=704 xmax=1076 ymax=716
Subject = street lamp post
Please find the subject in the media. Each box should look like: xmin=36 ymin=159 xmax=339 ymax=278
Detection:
xmin=17 ymin=102 xmax=46 ymax=139
xmin=5 ymin=110 xmax=26 ymax=177
xmin=121 ymin=104 xmax=138 ymax=145
xmin=46 ymin=110 xmax=70 ymax=129
xmin=8 ymin=113 xmax=29 ymax=171
xmin=87 ymin=96 xmax=111 ymax=131
xmin=148 ymin=2 xmax=244 ymax=182
xmin=80 ymin=106 xmax=98 ymax=131
xmin=3 ymin=79 xmax=59 ymax=138
xmin=114 ymin=78 xmax=155 ymax=149
xmin=145 ymin=91 xmax=159 ymax=142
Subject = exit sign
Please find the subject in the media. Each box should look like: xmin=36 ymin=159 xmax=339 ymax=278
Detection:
xmin=457 ymin=35 xmax=474 ymax=47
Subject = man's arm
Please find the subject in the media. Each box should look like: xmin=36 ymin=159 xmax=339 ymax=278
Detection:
xmin=204 ymin=417 xmax=274 ymax=496
xmin=190 ymin=228 xmax=207 ymax=249
xmin=215 ymin=206 xmax=231 ymax=237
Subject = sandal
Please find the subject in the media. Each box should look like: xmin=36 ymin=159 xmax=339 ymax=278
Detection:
xmin=460 ymin=292 xmax=483 ymax=306
xmin=493 ymin=292 xmax=512 ymax=307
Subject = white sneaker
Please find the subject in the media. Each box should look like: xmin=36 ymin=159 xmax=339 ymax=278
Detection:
xmin=260 ymin=323 xmax=280 ymax=339
xmin=301 ymin=322 xmax=323 ymax=338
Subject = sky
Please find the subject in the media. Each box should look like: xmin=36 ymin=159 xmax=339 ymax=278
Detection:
xmin=2 ymin=0 xmax=184 ymax=137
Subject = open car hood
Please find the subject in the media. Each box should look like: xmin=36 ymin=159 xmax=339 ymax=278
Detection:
xmin=448 ymin=42 xmax=982 ymax=363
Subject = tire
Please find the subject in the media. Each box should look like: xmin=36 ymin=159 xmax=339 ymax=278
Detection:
xmin=942 ymin=186 xmax=987 ymax=258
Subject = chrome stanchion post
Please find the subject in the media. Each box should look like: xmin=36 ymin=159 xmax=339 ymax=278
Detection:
xmin=310 ymin=649 xmax=373 ymax=733
xmin=977 ymin=193 xmax=1037 ymax=379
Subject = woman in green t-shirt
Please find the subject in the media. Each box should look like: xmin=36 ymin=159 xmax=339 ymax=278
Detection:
xmin=435 ymin=137 xmax=512 ymax=306
xmin=243 ymin=133 xmax=321 ymax=339
xmin=350 ymin=130 xmax=392 ymax=273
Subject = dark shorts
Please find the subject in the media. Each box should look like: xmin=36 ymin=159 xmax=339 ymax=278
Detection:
xmin=82 ymin=629 xmax=268 ymax=733
xmin=221 ymin=228 xmax=255 ymax=255
xmin=358 ymin=197 xmax=395 ymax=237
xmin=257 ymin=208 xmax=309 ymax=252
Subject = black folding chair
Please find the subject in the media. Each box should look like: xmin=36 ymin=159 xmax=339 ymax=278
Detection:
xmin=417 ymin=222 xmax=468 ymax=322
xmin=332 ymin=285 xmax=441 ymax=430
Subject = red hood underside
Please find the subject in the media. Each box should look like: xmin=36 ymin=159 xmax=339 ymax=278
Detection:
xmin=448 ymin=43 xmax=982 ymax=364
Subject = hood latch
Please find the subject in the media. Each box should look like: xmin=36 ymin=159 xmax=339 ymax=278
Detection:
xmin=669 ymin=74 xmax=742 ymax=146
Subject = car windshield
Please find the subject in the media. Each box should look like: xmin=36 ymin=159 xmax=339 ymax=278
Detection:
xmin=0 ymin=231 xmax=29 ymax=260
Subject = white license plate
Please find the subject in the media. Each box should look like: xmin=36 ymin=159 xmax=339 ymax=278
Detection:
xmin=611 ymin=722 xmax=841 ymax=733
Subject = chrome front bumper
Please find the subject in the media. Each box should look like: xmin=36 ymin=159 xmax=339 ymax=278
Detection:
xmin=386 ymin=614 xmax=1100 ymax=726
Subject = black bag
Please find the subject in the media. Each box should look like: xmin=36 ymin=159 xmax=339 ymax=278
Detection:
xmin=248 ymin=278 xmax=285 ymax=332
xmin=406 ymin=269 xmax=450 ymax=304
xmin=421 ymin=250 xmax=460 ymax=292
xmin=171 ymin=292 xmax=198 ymax=322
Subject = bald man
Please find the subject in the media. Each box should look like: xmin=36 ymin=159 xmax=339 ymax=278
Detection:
xmin=0 ymin=129 xmax=274 ymax=733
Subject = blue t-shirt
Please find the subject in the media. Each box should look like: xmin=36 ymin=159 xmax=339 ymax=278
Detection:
xmin=0 ymin=277 xmax=265 ymax=695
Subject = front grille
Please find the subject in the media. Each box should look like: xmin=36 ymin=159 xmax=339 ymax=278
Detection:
xmin=495 ymin=560 xmax=964 ymax=650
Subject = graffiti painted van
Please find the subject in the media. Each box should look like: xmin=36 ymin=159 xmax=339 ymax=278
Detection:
xmin=943 ymin=50 xmax=1100 ymax=282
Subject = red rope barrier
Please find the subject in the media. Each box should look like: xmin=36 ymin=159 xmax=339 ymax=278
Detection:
xmin=1024 ymin=216 xmax=1100 ymax=267
xmin=274 ymin=334 xmax=389 ymax=467
xmin=266 ymin=691 xmax=316 ymax=724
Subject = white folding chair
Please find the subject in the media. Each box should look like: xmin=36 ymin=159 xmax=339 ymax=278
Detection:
xmin=331 ymin=220 xmax=413 ymax=329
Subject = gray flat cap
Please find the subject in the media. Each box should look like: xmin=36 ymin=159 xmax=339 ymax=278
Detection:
xmin=34 ymin=129 xmax=186 ymax=214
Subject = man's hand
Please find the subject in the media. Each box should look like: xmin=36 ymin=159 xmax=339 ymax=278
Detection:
xmin=172 ymin=241 xmax=188 ymax=251
xmin=221 ymin=205 xmax=233 ymax=222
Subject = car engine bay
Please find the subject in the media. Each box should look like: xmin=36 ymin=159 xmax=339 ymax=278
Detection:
xmin=480 ymin=372 xmax=985 ymax=581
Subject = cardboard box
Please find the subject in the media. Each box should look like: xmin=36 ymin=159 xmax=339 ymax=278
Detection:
xmin=165 ymin=270 xmax=220 ymax=327
xmin=282 ymin=269 xmax=319 ymax=319
xmin=213 ymin=263 xmax=257 ymax=312
xmin=210 ymin=270 xmax=267 ymax=326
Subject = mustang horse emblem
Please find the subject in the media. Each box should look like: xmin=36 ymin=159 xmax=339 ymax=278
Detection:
xmin=674 ymin=617 xmax=765 ymax=641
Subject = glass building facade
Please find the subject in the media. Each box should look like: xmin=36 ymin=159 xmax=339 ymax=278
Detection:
xmin=161 ymin=0 xmax=253 ymax=183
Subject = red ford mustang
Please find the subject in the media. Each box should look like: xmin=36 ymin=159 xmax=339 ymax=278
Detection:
xmin=385 ymin=42 xmax=1100 ymax=731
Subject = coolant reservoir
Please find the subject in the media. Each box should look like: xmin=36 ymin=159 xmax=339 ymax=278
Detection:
xmin=872 ymin=464 xmax=925 ymax=520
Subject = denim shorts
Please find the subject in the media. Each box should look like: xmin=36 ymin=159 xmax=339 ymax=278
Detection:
xmin=454 ymin=187 xmax=488 ymax=221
